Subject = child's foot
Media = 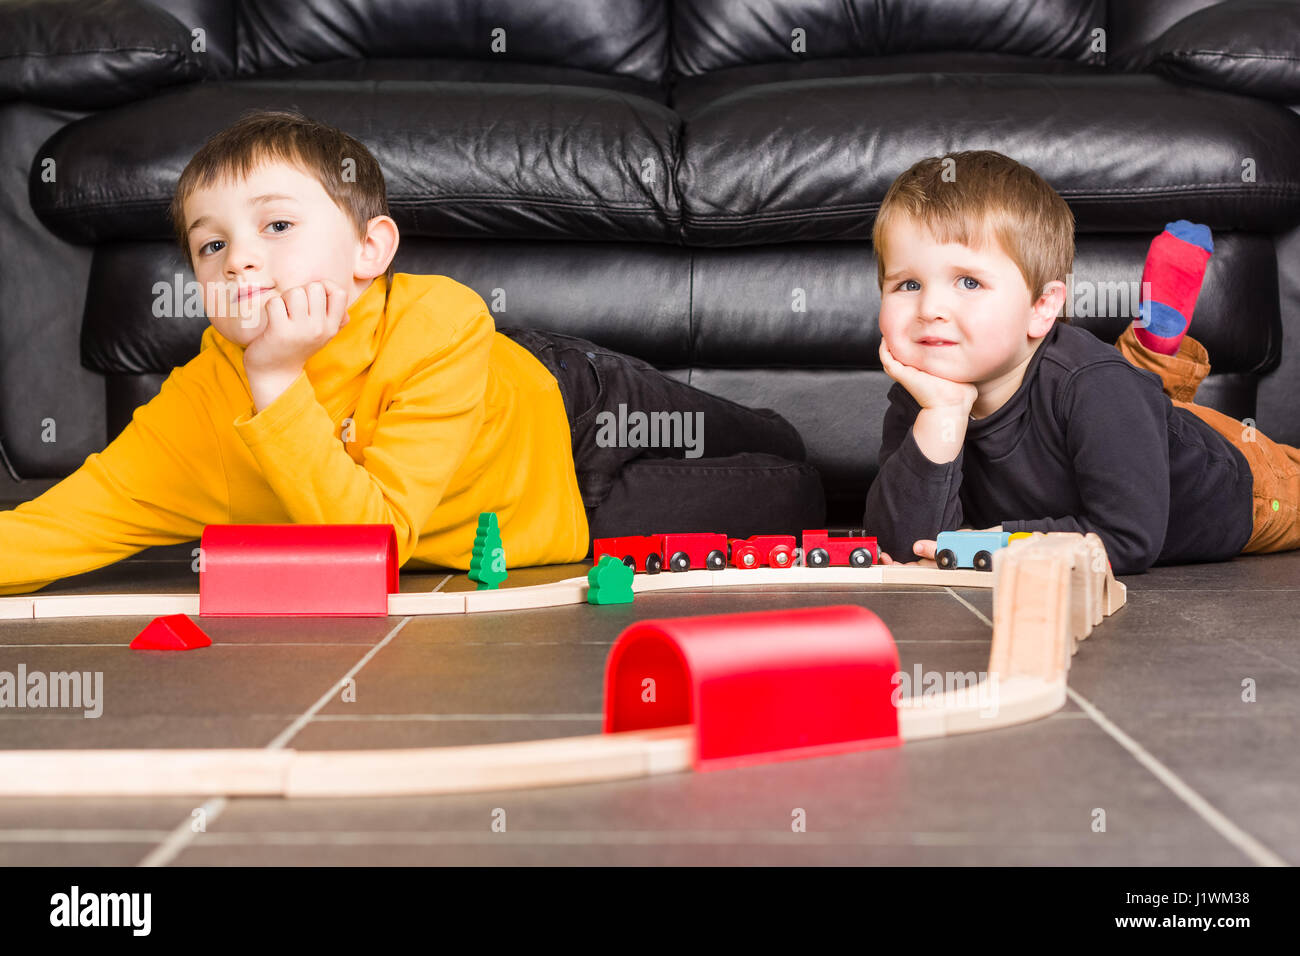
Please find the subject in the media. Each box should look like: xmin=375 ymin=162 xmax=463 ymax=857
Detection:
xmin=1134 ymin=219 xmax=1214 ymax=356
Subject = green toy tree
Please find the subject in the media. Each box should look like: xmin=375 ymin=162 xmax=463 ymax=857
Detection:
xmin=587 ymin=554 xmax=634 ymax=605
xmin=468 ymin=512 xmax=508 ymax=590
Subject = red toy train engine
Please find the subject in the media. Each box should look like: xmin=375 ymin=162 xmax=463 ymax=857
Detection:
xmin=800 ymin=529 xmax=878 ymax=568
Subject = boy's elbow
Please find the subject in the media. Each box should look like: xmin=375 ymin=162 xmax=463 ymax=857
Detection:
xmin=1110 ymin=553 xmax=1153 ymax=576
xmin=1107 ymin=530 xmax=1162 ymax=576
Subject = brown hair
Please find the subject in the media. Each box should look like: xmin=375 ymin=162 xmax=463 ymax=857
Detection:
xmin=873 ymin=150 xmax=1074 ymax=323
xmin=170 ymin=108 xmax=394 ymax=294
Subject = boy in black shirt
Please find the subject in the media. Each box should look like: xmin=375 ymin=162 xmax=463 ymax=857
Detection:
xmin=864 ymin=150 xmax=1300 ymax=575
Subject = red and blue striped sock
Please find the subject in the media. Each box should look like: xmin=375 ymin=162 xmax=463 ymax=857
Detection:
xmin=1134 ymin=220 xmax=1214 ymax=356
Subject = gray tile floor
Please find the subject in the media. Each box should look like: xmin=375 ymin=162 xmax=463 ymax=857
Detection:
xmin=0 ymin=535 xmax=1296 ymax=866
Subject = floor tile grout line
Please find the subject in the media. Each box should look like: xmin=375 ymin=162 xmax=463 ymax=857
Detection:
xmin=943 ymin=587 xmax=993 ymax=628
xmin=138 ymin=616 xmax=414 ymax=868
xmin=1065 ymin=685 xmax=1289 ymax=867
xmin=264 ymin=616 xmax=416 ymax=751
xmin=137 ymin=796 xmax=227 ymax=869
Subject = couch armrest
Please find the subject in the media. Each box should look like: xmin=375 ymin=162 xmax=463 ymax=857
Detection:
xmin=0 ymin=0 xmax=214 ymax=110
xmin=1115 ymin=0 xmax=1300 ymax=103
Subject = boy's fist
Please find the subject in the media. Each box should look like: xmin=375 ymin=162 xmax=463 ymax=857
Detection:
xmin=243 ymin=279 xmax=350 ymax=378
xmin=878 ymin=338 xmax=978 ymax=411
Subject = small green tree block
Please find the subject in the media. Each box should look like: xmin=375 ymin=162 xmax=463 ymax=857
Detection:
xmin=468 ymin=512 xmax=507 ymax=590
xmin=587 ymin=554 xmax=634 ymax=605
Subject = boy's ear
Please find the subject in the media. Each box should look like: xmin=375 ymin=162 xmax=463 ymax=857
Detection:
xmin=1031 ymin=280 xmax=1067 ymax=334
xmin=355 ymin=215 xmax=400 ymax=282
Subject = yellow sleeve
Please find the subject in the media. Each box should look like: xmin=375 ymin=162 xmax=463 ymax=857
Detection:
xmin=233 ymin=305 xmax=492 ymax=565
xmin=0 ymin=371 xmax=229 ymax=596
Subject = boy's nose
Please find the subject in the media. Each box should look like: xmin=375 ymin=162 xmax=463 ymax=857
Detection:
xmin=223 ymin=241 xmax=263 ymax=273
xmin=917 ymin=293 xmax=949 ymax=322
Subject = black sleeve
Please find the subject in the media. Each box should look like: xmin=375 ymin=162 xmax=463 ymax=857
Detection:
xmin=863 ymin=384 xmax=966 ymax=558
xmin=1002 ymin=363 xmax=1170 ymax=574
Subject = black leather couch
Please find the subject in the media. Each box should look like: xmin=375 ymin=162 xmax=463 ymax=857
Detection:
xmin=3 ymin=0 xmax=1299 ymax=525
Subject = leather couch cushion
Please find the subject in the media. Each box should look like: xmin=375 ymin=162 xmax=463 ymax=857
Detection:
xmin=671 ymin=0 xmax=1106 ymax=76
xmin=679 ymin=72 xmax=1300 ymax=245
xmin=235 ymin=0 xmax=668 ymax=84
xmin=1118 ymin=0 xmax=1300 ymax=101
xmin=32 ymin=77 xmax=681 ymax=245
xmin=0 ymin=0 xmax=211 ymax=109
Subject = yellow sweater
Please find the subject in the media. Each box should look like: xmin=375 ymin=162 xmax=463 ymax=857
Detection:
xmin=0 ymin=274 xmax=589 ymax=596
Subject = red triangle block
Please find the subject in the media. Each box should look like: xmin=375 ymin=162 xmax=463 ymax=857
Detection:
xmin=131 ymin=614 xmax=212 ymax=651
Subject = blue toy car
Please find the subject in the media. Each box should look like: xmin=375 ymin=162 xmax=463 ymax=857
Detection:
xmin=934 ymin=530 xmax=1012 ymax=571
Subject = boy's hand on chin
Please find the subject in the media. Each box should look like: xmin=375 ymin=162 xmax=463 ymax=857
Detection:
xmin=243 ymin=279 xmax=350 ymax=379
xmin=878 ymin=338 xmax=978 ymax=411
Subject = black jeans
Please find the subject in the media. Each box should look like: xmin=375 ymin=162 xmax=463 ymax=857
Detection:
xmin=499 ymin=327 xmax=826 ymax=542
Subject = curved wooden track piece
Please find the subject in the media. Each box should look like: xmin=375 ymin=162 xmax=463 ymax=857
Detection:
xmin=0 ymin=533 xmax=1126 ymax=797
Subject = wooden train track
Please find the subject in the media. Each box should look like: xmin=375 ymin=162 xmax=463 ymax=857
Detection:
xmin=0 ymin=533 xmax=1125 ymax=797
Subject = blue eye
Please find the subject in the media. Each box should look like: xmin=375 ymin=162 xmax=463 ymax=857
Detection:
xmin=960 ymin=276 xmax=980 ymax=290
xmin=195 ymin=221 xmax=291 ymax=257
xmin=898 ymin=279 xmax=919 ymax=292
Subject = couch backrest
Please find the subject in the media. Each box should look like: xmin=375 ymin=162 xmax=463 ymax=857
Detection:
xmin=671 ymin=0 xmax=1107 ymax=76
xmin=234 ymin=0 xmax=668 ymax=84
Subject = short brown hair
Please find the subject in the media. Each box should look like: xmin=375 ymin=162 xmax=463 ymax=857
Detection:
xmin=873 ymin=150 xmax=1075 ymax=323
xmin=170 ymin=108 xmax=394 ymax=293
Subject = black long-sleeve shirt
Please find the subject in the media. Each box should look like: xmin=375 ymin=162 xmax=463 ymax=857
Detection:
xmin=863 ymin=322 xmax=1254 ymax=575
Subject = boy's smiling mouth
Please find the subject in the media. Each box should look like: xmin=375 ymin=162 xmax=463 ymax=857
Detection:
xmin=918 ymin=337 xmax=958 ymax=346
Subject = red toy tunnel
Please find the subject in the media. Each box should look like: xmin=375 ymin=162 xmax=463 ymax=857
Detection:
xmin=604 ymin=604 xmax=901 ymax=772
xmin=200 ymin=524 xmax=399 ymax=616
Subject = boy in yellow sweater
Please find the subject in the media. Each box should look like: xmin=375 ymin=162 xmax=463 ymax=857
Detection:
xmin=0 ymin=109 xmax=815 ymax=595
